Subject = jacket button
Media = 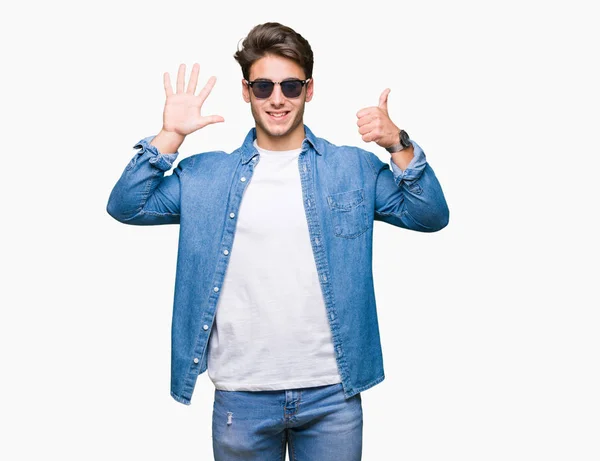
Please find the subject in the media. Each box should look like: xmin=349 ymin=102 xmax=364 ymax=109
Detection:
xmin=193 ymin=357 xmax=199 ymax=364
xmin=229 ymin=212 xmax=235 ymax=218
xmin=213 ymin=286 xmax=219 ymax=292
xmin=203 ymin=324 xmax=209 ymax=330
xmin=223 ymin=249 xmax=229 ymax=255
xmin=240 ymin=177 xmax=246 ymax=182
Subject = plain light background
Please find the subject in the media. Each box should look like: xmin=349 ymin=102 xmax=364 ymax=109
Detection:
xmin=1 ymin=0 xmax=598 ymax=459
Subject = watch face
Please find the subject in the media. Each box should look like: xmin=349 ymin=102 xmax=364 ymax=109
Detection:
xmin=400 ymin=130 xmax=410 ymax=147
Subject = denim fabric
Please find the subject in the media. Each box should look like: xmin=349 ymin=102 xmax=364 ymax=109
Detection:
xmin=212 ymin=383 xmax=362 ymax=460
xmin=106 ymin=125 xmax=449 ymax=405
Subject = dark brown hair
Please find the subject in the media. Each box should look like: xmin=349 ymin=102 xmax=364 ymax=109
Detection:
xmin=233 ymin=22 xmax=314 ymax=80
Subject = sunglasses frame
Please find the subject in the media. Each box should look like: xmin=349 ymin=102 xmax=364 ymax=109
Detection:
xmin=244 ymin=78 xmax=312 ymax=99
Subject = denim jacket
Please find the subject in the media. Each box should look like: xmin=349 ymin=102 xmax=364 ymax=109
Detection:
xmin=106 ymin=125 xmax=449 ymax=405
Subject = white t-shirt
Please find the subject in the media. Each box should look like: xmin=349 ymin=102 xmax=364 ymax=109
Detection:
xmin=206 ymin=140 xmax=342 ymax=390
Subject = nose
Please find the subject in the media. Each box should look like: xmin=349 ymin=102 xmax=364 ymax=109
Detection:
xmin=270 ymin=83 xmax=285 ymax=106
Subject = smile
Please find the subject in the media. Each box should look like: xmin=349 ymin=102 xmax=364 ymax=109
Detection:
xmin=267 ymin=111 xmax=290 ymax=120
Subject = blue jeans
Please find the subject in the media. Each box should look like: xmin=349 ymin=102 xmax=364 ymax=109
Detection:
xmin=212 ymin=383 xmax=363 ymax=460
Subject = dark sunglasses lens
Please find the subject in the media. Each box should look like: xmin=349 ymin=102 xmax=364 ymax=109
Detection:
xmin=252 ymin=81 xmax=274 ymax=98
xmin=281 ymin=80 xmax=303 ymax=98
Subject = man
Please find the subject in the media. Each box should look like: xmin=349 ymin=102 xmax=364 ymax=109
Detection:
xmin=107 ymin=22 xmax=448 ymax=461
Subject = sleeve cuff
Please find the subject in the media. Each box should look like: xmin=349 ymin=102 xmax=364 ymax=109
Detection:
xmin=133 ymin=136 xmax=179 ymax=171
xmin=389 ymin=139 xmax=427 ymax=185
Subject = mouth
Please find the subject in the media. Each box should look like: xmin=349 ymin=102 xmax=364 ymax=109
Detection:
xmin=266 ymin=111 xmax=290 ymax=120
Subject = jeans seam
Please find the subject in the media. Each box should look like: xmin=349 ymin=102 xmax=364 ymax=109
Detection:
xmin=280 ymin=430 xmax=286 ymax=461
xmin=289 ymin=430 xmax=296 ymax=461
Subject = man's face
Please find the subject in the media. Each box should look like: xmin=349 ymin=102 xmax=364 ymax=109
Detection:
xmin=242 ymin=54 xmax=313 ymax=146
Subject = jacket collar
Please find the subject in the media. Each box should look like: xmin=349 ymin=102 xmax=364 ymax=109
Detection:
xmin=239 ymin=124 xmax=323 ymax=164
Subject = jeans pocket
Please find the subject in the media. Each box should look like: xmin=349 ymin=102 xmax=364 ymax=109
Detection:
xmin=327 ymin=188 xmax=369 ymax=238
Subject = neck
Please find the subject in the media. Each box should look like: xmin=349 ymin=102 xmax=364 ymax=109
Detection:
xmin=255 ymin=124 xmax=305 ymax=151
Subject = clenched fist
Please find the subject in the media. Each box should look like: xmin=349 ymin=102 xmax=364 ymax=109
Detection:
xmin=356 ymin=88 xmax=400 ymax=149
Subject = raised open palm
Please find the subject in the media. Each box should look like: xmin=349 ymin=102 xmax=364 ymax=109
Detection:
xmin=161 ymin=63 xmax=224 ymax=137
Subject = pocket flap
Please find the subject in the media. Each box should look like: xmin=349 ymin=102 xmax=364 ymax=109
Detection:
xmin=327 ymin=188 xmax=364 ymax=210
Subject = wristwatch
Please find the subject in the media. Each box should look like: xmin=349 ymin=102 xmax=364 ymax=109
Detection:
xmin=385 ymin=129 xmax=411 ymax=153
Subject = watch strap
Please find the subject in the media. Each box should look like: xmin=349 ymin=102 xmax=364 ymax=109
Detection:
xmin=385 ymin=130 xmax=411 ymax=153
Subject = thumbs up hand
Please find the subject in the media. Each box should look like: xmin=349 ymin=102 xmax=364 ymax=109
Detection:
xmin=356 ymin=88 xmax=401 ymax=149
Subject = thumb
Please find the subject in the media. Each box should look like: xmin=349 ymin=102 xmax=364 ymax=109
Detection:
xmin=378 ymin=88 xmax=390 ymax=114
xmin=200 ymin=115 xmax=225 ymax=127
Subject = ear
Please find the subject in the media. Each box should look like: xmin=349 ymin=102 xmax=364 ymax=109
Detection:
xmin=305 ymin=78 xmax=314 ymax=102
xmin=242 ymin=78 xmax=251 ymax=103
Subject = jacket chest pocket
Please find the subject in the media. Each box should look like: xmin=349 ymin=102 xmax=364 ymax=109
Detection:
xmin=327 ymin=188 xmax=369 ymax=238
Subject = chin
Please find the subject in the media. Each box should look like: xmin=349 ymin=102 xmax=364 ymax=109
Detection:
xmin=266 ymin=125 xmax=292 ymax=137
xmin=259 ymin=117 xmax=293 ymax=137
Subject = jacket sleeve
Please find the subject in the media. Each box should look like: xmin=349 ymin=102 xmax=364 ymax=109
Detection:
xmin=106 ymin=136 xmax=192 ymax=225
xmin=366 ymin=140 xmax=449 ymax=232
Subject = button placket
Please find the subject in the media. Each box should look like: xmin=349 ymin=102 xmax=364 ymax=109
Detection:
xmin=297 ymin=146 xmax=347 ymax=384
xmin=217 ymin=162 xmax=250 ymax=303
xmin=188 ymin=159 xmax=255 ymax=386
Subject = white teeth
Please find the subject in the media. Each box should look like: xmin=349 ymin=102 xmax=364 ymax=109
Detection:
xmin=269 ymin=112 xmax=287 ymax=117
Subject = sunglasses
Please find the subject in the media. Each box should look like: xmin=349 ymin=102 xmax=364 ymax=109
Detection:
xmin=245 ymin=78 xmax=311 ymax=99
